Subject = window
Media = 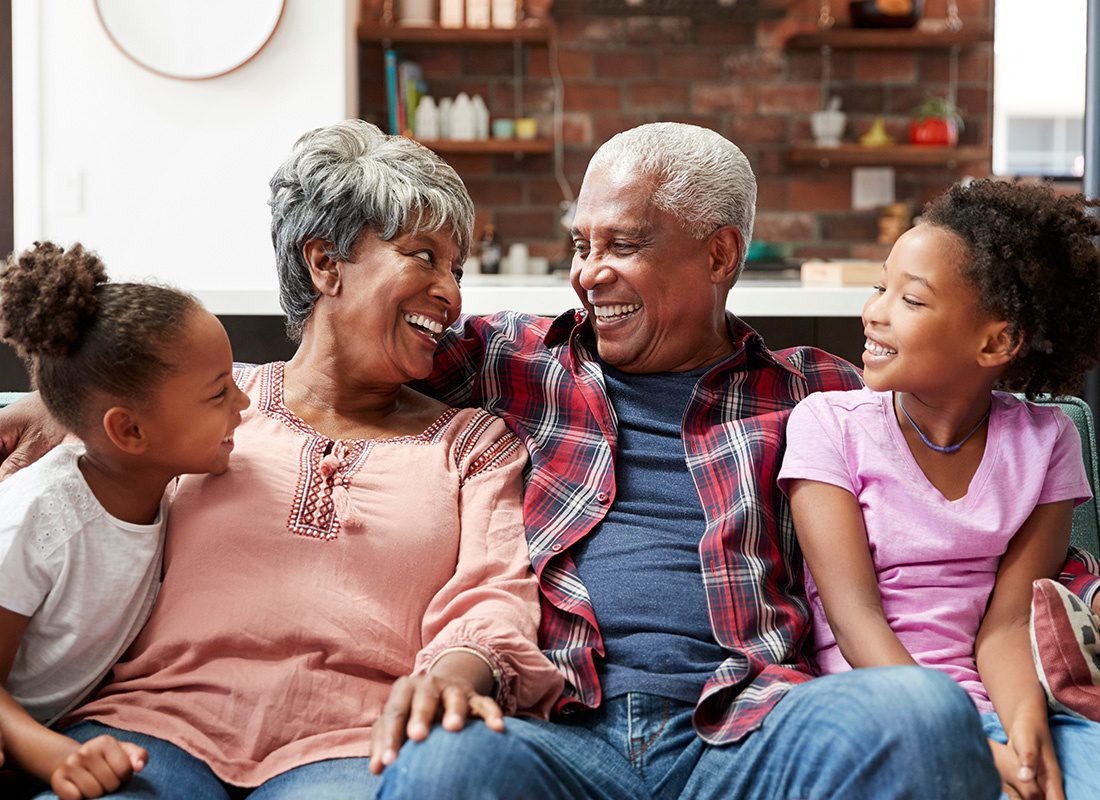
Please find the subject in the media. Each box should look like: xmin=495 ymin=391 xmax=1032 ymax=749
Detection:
xmin=994 ymin=1 xmax=1087 ymax=178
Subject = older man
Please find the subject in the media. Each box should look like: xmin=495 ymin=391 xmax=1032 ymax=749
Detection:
xmin=371 ymin=123 xmax=1002 ymax=799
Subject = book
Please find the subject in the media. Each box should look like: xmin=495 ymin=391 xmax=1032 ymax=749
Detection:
xmin=384 ymin=50 xmax=400 ymax=135
xmin=398 ymin=60 xmax=424 ymax=137
xmin=800 ymin=260 xmax=882 ymax=287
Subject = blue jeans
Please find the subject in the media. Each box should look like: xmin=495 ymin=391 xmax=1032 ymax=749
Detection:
xmin=31 ymin=722 xmax=382 ymax=799
xmin=982 ymin=711 xmax=1100 ymax=800
xmin=378 ymin=667 xmax=1000 ymax=799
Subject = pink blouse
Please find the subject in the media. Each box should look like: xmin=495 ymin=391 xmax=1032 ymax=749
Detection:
xmin=73 ymin=362 xmax=562 ymax=786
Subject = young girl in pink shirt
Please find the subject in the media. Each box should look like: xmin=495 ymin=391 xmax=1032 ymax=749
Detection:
xmin=0 ymin=242 xmax=249 ymax=799
xmin=779 ymin=180 xmax=1100 ymax=800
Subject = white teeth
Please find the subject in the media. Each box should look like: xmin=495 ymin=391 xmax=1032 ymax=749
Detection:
xmin=403 ymin=313 xmax=444 ymax=335
xmin=864 ymin=338 xmax=897 ymax=357
xmin=222 ymin=435 xmax=233 ymax=444
xmin=593 ymin=303 xmax=641 ymax=319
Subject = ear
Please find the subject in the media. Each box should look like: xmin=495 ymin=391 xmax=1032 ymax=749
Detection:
xmin=977 ymin=321 xmax=1022 ymax=368
xmin=303 ymin=238 xmax=341 ymax=296
xmin=708 ymin=226 xmax=742 ymax=286
xmin=101 ymin=406 xmax=149 ymax=456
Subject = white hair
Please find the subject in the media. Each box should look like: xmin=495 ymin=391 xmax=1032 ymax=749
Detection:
xmin=268 ymin=119 xmax=475 ymax=340
xmin=587 ymin=122 xmax=757 ymax=279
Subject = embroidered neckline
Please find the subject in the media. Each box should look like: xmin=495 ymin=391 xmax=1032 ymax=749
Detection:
xmin=258 ymin=362 xmax=459 ymax=445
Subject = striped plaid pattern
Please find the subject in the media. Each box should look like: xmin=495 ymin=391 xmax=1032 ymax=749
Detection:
xmin=425 ymin=309 xmax=865 ymax=743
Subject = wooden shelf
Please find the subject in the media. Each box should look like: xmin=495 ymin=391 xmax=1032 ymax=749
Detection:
xmin=360 ymin=23 xmax=553 ymax=45
xmin=786 ymin=27 xmax=992 ymax=50
xmin=788 ymin=144 xmax=991 ymax=168
xmin=415 ymin=138 xmax=553 ymax=155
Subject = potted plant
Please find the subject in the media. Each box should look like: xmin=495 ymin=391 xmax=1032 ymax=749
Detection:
xmin=909 ymin=95 xmax=964 ymax=146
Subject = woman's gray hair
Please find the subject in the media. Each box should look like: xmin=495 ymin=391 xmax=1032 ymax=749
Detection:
xmin=587 ymin=122 xmax=757 ymax=281
xmin=268 ymin=119 xmax=475 ymax=340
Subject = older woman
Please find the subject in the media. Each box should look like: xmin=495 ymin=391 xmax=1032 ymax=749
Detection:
xmin=23 ymin=120 xmax=561 ymax=799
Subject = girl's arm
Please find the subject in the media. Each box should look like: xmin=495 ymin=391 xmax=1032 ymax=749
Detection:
xmin=788 ymin=479 xmax=917 ymax=668
xmin=0 ymin=607 xmax=146 ymax=800
xmin=976 ymin=499 xmax=1072 ymax=800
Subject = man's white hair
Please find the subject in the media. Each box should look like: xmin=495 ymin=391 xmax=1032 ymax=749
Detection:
xmin=587 ymin=122 xmax=757 ymax=279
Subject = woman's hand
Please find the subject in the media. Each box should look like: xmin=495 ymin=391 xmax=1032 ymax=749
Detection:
xmin=369 ymin=652 xmax=504 ymax=775
xmin=0 ymin=393 xmax=65 ymax=481
xmin=49 ymin=735 xmax=147 ymax=800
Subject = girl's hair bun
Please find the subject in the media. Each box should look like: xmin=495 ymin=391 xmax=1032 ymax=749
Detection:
xmin=0 ymin=242 xmax=109 ymax=358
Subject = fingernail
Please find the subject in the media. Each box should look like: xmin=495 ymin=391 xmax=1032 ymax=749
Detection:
xmin=384 ymin=748 xmax=396 ymax=765
xmin=1018 ymin=766 xmax=1035 ymax=781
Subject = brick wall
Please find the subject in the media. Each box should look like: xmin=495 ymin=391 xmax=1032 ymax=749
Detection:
xmin=359 ymin=0 xmax=993 ymax=267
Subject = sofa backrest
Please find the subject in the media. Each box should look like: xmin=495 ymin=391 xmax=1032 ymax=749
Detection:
xmin=2 ymin=390 xmax=1099 ymax=559
xmin=1025 ymin=395 xmax=1100 ymax=560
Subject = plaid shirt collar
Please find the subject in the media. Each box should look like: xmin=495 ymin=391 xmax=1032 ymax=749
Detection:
xmin=541 ymin=307 xmax=809 ymax=383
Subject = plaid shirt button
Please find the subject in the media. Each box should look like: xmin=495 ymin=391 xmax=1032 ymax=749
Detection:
xmin=551 ymin=543 xmax=563 ymax=552
xmin=596 ymin=492 xmax=610 ymax=504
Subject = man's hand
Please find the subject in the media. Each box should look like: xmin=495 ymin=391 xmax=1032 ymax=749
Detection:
xmin=369 ymin=670 xmax=503 ymax=775
xmin=0 ymin=392 xmax=65 ymax=481
xmin=49 ymin=735 xmax=147 ymax=800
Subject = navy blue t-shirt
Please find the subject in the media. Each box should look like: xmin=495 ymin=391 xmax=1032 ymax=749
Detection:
xmin=573 ymin=360 xmax=728 ymax=703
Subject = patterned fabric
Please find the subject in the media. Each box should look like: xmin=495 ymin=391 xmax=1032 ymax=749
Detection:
xmin=422 ymin=309 xmax=865 ymax=743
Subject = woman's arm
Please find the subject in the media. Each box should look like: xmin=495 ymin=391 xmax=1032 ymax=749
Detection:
xmin=788 ymin=479 xmax=917 ymax=669
xmin=0 ymin=608 xmax=146 ymax=799
xmin=976 ymin=500 xmax=1072 ymax=800
xmin=0 ymin=393 xmax=66 ymax=481
xmin=369 ymin=419 xmax=562 ymax=774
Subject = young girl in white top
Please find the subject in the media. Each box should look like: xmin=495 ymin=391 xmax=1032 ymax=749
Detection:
xmin=0 ymin=242 xmax=249 ymax=799
xmin=779 ymin=180 xmax=1100 ymax=800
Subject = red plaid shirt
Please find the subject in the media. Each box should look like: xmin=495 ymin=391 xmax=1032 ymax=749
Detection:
xmin=423 ymin=309 xmax=869 ymax=743
xmin=424 ymin=309 xmax=1100 ymax=743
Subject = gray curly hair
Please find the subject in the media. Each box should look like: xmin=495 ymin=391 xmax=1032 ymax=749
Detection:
xmin=587 ymin=122 xmax=757 ymax=281
xmin=268 ymin=119 xmax=475 ymax=340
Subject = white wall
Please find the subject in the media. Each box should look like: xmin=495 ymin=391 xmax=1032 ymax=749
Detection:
xmin=12 ymin=0 xmax=358 ymax=313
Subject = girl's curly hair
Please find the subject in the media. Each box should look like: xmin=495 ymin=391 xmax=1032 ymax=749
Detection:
xmin=0 ymin=242 xmax=199 ymax=434
xmin=923 ymin=179 xmax=1100 ymax=399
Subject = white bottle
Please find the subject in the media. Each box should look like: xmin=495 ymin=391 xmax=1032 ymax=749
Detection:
xmin=414 ymin=96 xmax=440 ymax=141
xmin=440 ymin=0 xmax=464 ymax=28
xmin=471 ymin=95 xmax=490 ymax=140
xmin=438 ymin=96 xmax=454 ymax=139
xmin=396 ymin=0 xmax=435 ymax=26
xmin=466 ymin=0 xmax=491 ymax=29
xmin=451 ymin=93 xmax=475 ymax=140
xmin=491 ymin=0 xmax=517 ymax=28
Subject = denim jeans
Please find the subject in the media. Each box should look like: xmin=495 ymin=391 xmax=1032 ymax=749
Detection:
xmin=379 ymin=666 xmax=1000 ymax=800
xmin=982 ymin=711 xmax=1100 ymax=799
xmin=31 ymin=721 xmax=382 ymax=800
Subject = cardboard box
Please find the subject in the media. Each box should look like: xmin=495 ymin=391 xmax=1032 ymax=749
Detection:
xmin=800 ymin=260 xmax=882 ymax=287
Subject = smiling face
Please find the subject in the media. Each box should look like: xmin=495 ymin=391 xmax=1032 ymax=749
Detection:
xmin=861 ymin=224 xmax=1006 ymax=399
xmin=327 ymin=226 xmax=463 ymax=384
xmin=139 ymin=308 xmax=250 ymax=477
xmin=569 ymin=166 xmax=736 ymax=374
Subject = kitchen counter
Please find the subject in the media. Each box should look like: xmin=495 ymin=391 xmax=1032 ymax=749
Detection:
xmin=195 ymin=275 xmax=872 ymax=318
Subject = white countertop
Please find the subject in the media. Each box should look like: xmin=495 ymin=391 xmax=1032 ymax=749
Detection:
xmin=195 ymin=276 xmax=871 ymax=318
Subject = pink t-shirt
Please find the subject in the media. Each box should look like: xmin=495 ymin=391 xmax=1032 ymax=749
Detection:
xmin=72 ymin=362 xmax=562 ymax=785
xmin=778 ymin=388 xmax=1091 ymax=711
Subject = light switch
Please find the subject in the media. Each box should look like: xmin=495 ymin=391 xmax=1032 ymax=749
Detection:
xmin=851 ymin=167 xmax=895 ymax=210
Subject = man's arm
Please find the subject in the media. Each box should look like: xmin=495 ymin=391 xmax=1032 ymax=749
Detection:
xmin=0 ymin=394 xmax=65 ymax=481
xmin=1059 ymin=545 xmax=1100 ymax=616
xmin=414 ymin=314 xmax=490 ymax=408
